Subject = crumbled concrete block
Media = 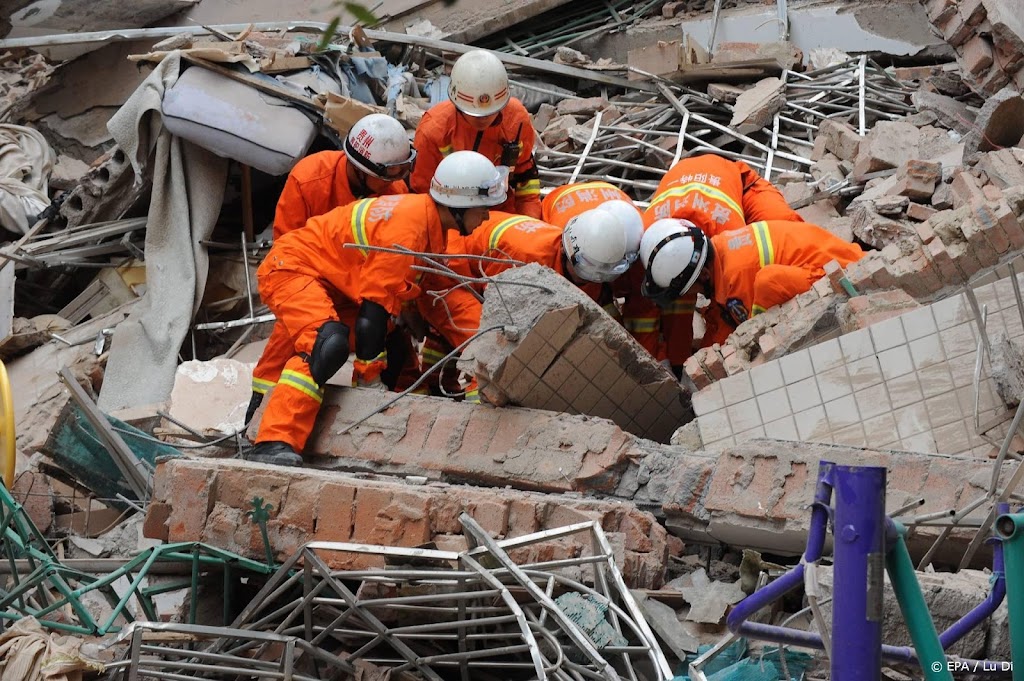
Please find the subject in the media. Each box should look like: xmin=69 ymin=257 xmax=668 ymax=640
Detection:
xmin=976 ymin=149 xmax=1024 ymax=189
xmin=853 ymin=121 xmax=922 ymax=176
xmin=630 ymin=591 xmax=699 ymax=660
xmin=729 ymin=77 xmax=786 ymax=134
xmin=147 ymin=458 xmax=669 ymax=588
xmin=556 ymin=96 xmax=614 ymax=117
xmin=679 ymin=568 xmax=745 ymax=624
xmin=706 ymin=82 xmax=745 ymax=104
xmin=961 ymin=34 xmax=995 ymax=76
xmin=463 ymin=264 xmax=692 ymax=444
xmin=949 ymin=168 xmax=988 ymax=207
xmin=962 ymin=87 xmax=1024 ymax=158
xmin=907 ymin=202 xmax=938 ymax=222
xmin=816 ymin=118 xmax=862 ymax=162
xmin=12 ymin=471 xmax=53 ymax=534
xmin=531 ymin=102 xmax=557 ymax=132
xmin=540 ymin=114 xmax=579 ymax=146
xmin=849 ymin=201 xmax=917 ymax=250
xmin=981 ymin=0 xmax=1024 ymax=73
xmin=169 ymin=358 xmax=253 ymax=435
xmin=912 ymin=90 xmax=977 ymax=136
xmin=932 ymin=182 xmax=954 ymax=209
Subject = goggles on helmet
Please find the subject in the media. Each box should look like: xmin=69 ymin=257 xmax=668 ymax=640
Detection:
xmin=430 ymin=166 xmax=509 ymax=203
xmin=640 ymin=229 xmax=708 ymax=307
xmin=345 ymin=137 xmax=417 ymax=181
xmin=567 ymin=251 xmax=631 ymax=283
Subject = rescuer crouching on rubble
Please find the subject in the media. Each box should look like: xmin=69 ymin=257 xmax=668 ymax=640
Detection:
xmin=245 ymin=151 xmax=508 ymax=467
xmin=639 ymin=219 xmax=866 ymax=327
xmin=247 ymin=113 xmax=419 ymax=424
xmin=642 ymin=153 xmax=807 ymax=372
xmin=411 ymin=49 xmax=542 ymax=218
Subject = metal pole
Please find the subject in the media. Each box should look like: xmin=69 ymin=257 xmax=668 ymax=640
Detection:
xmin=831 ymin=465 xmax=886 ymax=681
xmin=995 ymin=511 xmax=1024 ymax=681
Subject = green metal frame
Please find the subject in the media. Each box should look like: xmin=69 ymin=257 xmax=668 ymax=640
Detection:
xmin=0 ymin=483 xmax=274 ymax=635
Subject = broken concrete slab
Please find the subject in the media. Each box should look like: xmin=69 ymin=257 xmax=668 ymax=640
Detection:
xmin=975 ymin=148 xmax=1024 ymax=189
xmin=168 ymin=358 xmax=252 ymax=435
xmin=912 ymin=90 xmax=977 ymax=136
xmin=890 ymin=160 xmax=941 ymax=201
xmin=729 ymin=76 xmax=785 ymax=134
xmin=678 ymin=568 xmax=745 ymax=624
xmin=816 ymin=118 xmax=862 ymax=162
xmin=463 ymin=264 xmax=692 ymax=443
xmin=145 ymin=457 xmax=669 ymax=588
xmin=630 ymin=590 xmax=699 ymax=661
xmin=292 ymin=388 xmax=647 ymax=494
xmin=836 ymin=289 xmax=921 ymax=333
xmin=853 ymin=121 xmax=922 ymax=176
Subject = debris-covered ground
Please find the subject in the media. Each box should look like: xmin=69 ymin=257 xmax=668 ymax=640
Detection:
xmin=1 ymin=0 xmax=1023 ymax=678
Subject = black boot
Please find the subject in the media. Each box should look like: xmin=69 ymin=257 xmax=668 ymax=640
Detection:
xmin=244 ymin=391 xmax=264 ymax=425
xmin=243 ymin=441 xmax=303 ymax=467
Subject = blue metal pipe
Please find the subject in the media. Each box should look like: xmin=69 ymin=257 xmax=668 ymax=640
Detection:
xmin=725 ymin=462 xmax=834 ymax=634
xmin=832 ymin=465 xmax=886 ymax=680
xmin=938 ymin=502 xmax=1007 ymax=650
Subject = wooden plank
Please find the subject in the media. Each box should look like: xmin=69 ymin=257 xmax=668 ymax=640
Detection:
xmin=0 ymin=217 xmax=49 ymax=271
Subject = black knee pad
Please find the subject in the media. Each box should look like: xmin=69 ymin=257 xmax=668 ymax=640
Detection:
xmin=308 ymin=321 xmax=350 ymax=386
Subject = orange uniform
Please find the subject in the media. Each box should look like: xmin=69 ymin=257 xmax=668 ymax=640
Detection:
xmin=709 ymin=220 xmax=865 ymax=325
xmin=542 ymin=181 xmax=631 ymax=227
xmin=254 ymin=194 xmax=446 ymax=451
xmin=253 ymin=152 xmax=412 ymax=400
xmin=272 ymin=151 xmax=408 ymax=239
xmin=411 ymin=100 xmax=540 ymax=217
xmin=644 ymin=154 xmax=804 ymax=366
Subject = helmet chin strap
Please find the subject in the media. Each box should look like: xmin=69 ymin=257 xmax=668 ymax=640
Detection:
xmin=451 ymin=207 xmax=469 ymax=236
xmin=352 ymin=169 xmax=372 ymax=198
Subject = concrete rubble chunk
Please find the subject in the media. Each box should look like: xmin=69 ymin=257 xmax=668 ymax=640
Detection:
xmin=981 ymin=0 xmax=1024 ymax=73
xmin=678 ymin=568 xmax=745 ymax=624
xmin=849 ymin=201 xmax=917 ymax=250
xmin=169 ymin=358 xmax=251 ymax=435
xmin=836 ymin=290 xmax=921 ymax=333
xmin=988 ymin=334 xmax=1024 ymax=406
xmin=912 ymin=90 xmax=977 ymax=136
xmin=556 ymin=96 xmax=614 ymax=117
xmin=146 ymin=457 xmax=669 ymax=588
xmin=706 ymin=82 xmax=746 ymax=104
xmin=817 ymin=118 xmax=862 ymax=162
xmin=630 ymin=590 xmax=699 ymax=659
xmin=463 ymin=264 xmax=692 ymax=443
xmin=540 ymin=114 xmax=579 ymax=146
xmin=962 ymin=87 xmax=1024 ymax=159
xmin=729 ymin=77 xmax=786 ymax=134
xmin=853 ymin=121 xmax=922 ymax=176
xmin=976 ymin=148 xmax=1024 ymax=189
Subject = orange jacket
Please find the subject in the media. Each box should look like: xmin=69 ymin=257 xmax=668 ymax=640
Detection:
xmin=643 ymin=154 xmax=803 ymax=234
xmin=411 ymin=100 xmax=541 ymax=217
xmin=542 ymin=181 xmax=632 ymax=228
xmin=259 ymin=194 xmax=445 ymax=317
xmin=710 ymin=220 xmax=865 ymax=324
xmin=272 ymin=151 xmax=408 ymax=239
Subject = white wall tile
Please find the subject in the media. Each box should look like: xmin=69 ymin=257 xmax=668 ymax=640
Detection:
xmin=894 ymin=402 xmax=930 ymax=440
xmin=870 ymin=316 xmax=906 ymax=352
xmin=833 ymin=423 xmax=868 ymax=447
xmin=909 ymin=334 xmax=946 ymax=370
xmin=918 ymin=364 xmax=955 ymax=399
xmin=864 ymin=412 xmax=899 ymax=448
xmin=757 ymin=387 xmax=792 ymax=423
xmin=855 ymin=383 xmax=891 ymax=421
xmin=847 ymin=355 xmax=883 ymax=390
xmin=940 ymin=323 xmax=979 ymax=358
xmin=878 ymin=345 xmax=913 ymax=379
xmin=839 ymin=328 xmax=875 ymax=362
xmin=787 ymin=377 xmax=822 ymax=412
xmin=764 ymin=416 xmax=799 ymax=440
xmin=720 ymin=372 xmax=755 ymax=406
xmin=809 ymin=338 xmax=844 ymax=372
xmin=818 ymin=365 xmax=853 ymax=402
xmin=824 ymin=394 xmax=860 ymax=430
xmin=692 ymin=381 xmax=726 ymax=416
xmin=901 ymin=432 xmax=937 ymax=453
xmin=901 ymin=306 xmax=937 ymax=341
xmin=932 ymin=294 xmax=970 ymax=330
xmin=795 ymin=405 xmax=829 ymax=441
xmin=697 ymin=409 xmax=731 ymax=443
xmin=887 ymin=372 xmax=925 ymax=410
xmin=780 ymin=350 xmax=814 ymax=384
xmin=727 ymin=399 xmax=763 ymax=434
xmin=750 ymin=361 xmax=785 ymax=395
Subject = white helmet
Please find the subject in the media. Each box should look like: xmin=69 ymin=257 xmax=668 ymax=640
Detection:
xmin=596 ymin=199 xmax=644 ymax=263
xmin=562 ymin=209 xmax=631 ymax=283
xmin=640 ymin=219 xmax=710 ymax=305
xmin=345 ymin=113 xmax=416 ymax=180
xmin=448 ymin=50 xmax=510 ymax=117
xmin=430 ymin=150 xmax=508 ymax=208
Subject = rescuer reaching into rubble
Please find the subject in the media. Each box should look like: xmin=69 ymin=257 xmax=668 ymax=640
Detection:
xmin=639 ymin=219 xmax=865 ymax=328
xmin=245 ymin=151 xmax=508 ymax=467
xmin=411 ymin=49 xmax=542 ymax=218
xmin=246 ymin=114 xmax=419 ymax=425
xmin=642 ymin=153 xmax=807 ymax=371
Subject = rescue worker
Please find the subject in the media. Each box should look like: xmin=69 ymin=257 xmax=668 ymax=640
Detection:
xmin=246 ymin=151 xmax=507 ymax=466
xmin=543 ymin=181 xmax=665 ymax=362
xmin=639 ymin=219 xmax=865 ymax=327
xmin=246 ymin=114 xmax=417 ymax=424
xmin=643 ymin=153 xmax=805 ymax=369
xmin=411 ymin=50 xmax=541 ymax=218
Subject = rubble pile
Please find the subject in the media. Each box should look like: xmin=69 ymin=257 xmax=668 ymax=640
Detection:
xmin=1 ymin=0 xmax=1024 ymax=678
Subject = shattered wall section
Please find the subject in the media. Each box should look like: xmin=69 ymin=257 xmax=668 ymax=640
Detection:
xmin=463 ymin=264 xmax=692 ymax=443
xmin=144 ymin=457 xmax=670 ymax=589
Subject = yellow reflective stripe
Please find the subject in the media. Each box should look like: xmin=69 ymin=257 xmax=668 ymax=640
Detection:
xmin=439 ymin=144 xmax=454 ymax=156
xmin=488 ymin=215 xmax=534 ymax=251
xmin=752 ymin=305 xmax=767 ymax=316
xmin=650 ymin=182 xmax=743 ymax=218
xmin=625 ymin=318 xmax=657 ymax=333
xmin=515 ymin=179 xmax=541 ymax=196
xmin=664 ymin=301 xmax=696 ymax=315
xmin=570 ymin=181 xmax=614 ymax=192
xmin=279 ymin=369 xmax=324 ymax=402
xmin=252 ymin=377 xmax=276 ymax=394
xmin=464 ymin=387 xmax=480 ymax=403
xmin=751 ymin=221 xmax=774 ymax=268
xmin=350 ymin=198 xmax=374 ymax=257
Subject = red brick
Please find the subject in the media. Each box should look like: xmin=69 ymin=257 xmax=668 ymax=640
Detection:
xmin=971 ymin=199 xmax=1012 ymax=254
xmin=421 ymin=402 xmax=471 ymax=454
xmin=947 ymin=241 xmax=983 ymax=281
xmin=994 ymin=200 xmax=1024 ymax=249
xmin=165 ymin=465 xmax=216 ymax=543
xmin=941 ymin=11 xmax=976 ymax=47
xmin=508 ymin=498 xmax=541 ymax=535
xmin=950 ymin=170 xmax=986 ymax=207
xmin=277 ymin=478 xmax=324 ymax=533
xmin=961 ymin=34 xmax=995 ymax=75
xmin=701 ymin=346 xmax=728 ymax=380
xmin=462 ymin=489 xmax=511 ymax=536
xmin=926 ymin=0 xmax=957 ymax=23
xmin=926 ymin=238 xmax=962 ymax=285
xmin=908 ymin=203 xmax=938 ymax=223
xmin=842 ymin=259 xmax=874 ymax=293
xmin=312 ymin=481 xmax=355 ymax=542
xmin=143 ymin=502 xmax=171 ymax=542
xmin=959 ymin=214 xmax=1000 ymax=265
xmin=862 ymin=254 xmax=898 ymax=290
xmin=352 ymin=487 xmax=432 ymax=546
xmin=757 ymin=330 xmax=781 ymax=360
xmin=978 ymin=67 xmax=1011 ymax=95
xmin=723 ymin=351 xmax=748 ymax=376
xmin=983 ymin=184 xmax=1005 ymax=201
